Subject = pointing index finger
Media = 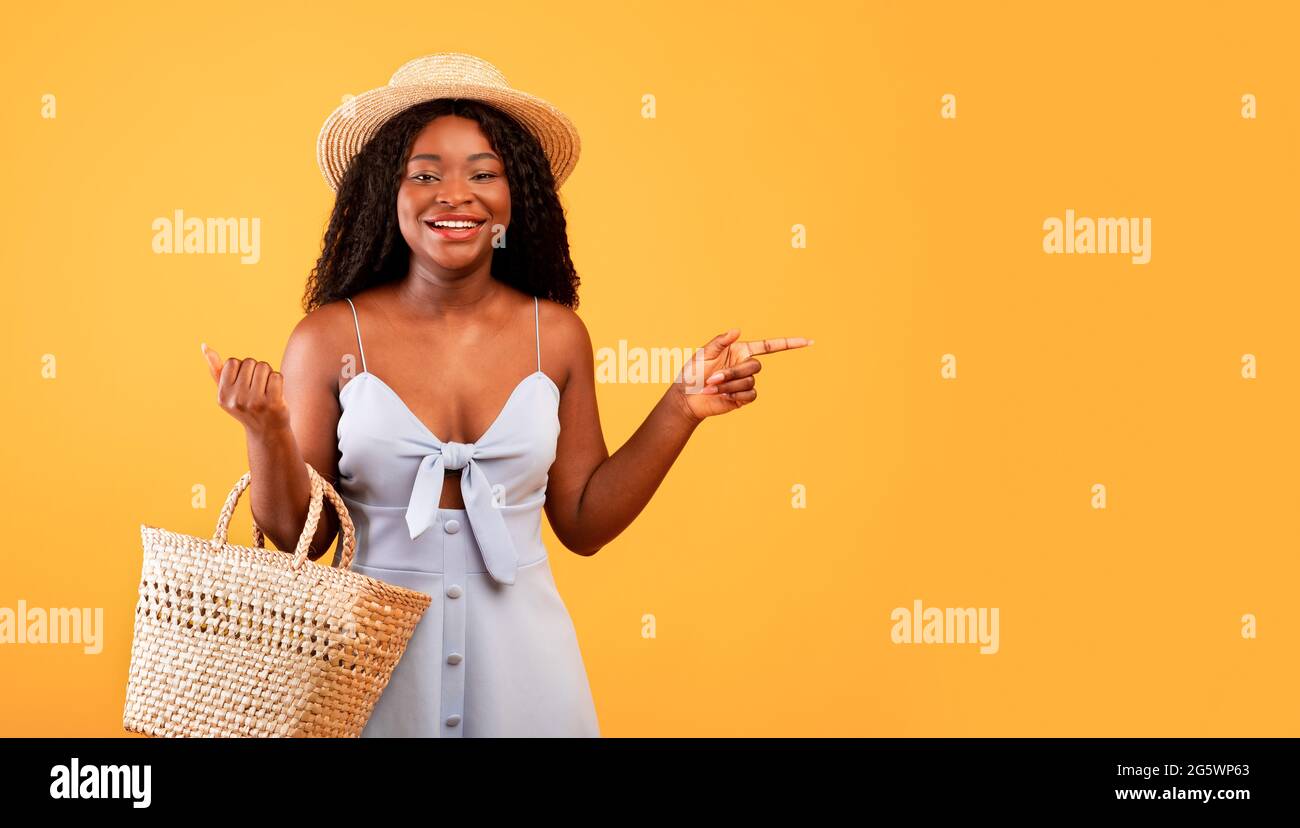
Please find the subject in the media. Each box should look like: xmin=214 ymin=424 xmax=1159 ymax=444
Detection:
xmin=743 ymin=336 xmax=814 ymax=356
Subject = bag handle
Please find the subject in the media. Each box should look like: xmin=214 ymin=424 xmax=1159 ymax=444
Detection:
xmin=209 ymin=462 xmax=357 ymax=571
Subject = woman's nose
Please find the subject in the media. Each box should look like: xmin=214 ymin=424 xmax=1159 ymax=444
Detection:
xmin=436 ymin=180 xmax=472 ymax=205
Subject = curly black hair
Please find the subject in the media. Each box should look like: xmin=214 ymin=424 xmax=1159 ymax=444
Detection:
xmin=303 ymin=98 xmax=580 ymax=312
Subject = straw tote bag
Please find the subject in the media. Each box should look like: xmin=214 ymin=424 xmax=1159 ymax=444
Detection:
xmin=124 ymin=462 xmax=432 ymax=737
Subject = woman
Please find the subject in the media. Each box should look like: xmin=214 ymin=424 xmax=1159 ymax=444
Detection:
xmin=200 ymin=53 xmax=811 ymax=737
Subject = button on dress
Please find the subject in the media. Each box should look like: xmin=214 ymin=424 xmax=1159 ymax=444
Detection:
xmin=335 ymin=295 xmax=600 ymax=737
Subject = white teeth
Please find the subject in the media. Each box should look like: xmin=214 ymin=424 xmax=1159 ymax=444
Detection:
xmin=431 ymin=220 xmax=482 ymax=229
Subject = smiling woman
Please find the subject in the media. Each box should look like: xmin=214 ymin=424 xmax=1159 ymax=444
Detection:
xmin=205 ymin=52 xmax=809 ymax=740
xmin=273 ymin=55 xmax=598 ymax=738
xmin=197 ymin=53 xmax=609 ymax=740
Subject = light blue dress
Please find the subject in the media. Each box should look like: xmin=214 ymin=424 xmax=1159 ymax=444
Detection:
xmin=336 ymin=294 xmax=600 ymax=737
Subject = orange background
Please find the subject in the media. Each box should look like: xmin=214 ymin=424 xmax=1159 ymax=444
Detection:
xmin=1 ymin=0 xmax=1296 ymax=736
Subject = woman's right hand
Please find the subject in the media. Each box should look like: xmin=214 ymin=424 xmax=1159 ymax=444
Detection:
xmin=201 ymin=342 xmax=292 ymax=435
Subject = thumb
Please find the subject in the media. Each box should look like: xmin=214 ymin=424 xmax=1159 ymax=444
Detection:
xmin=200 ymin=342 xmax=223 ymax=383
xmin=701 ymin=328 xmax=741 ymax=359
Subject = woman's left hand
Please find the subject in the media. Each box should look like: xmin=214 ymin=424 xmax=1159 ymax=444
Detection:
xmin=673 ymin=328 xmax=814 ymax=423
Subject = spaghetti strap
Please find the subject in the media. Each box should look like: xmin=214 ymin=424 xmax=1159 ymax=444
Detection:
xmin=345 ymin=297 xmax=368 ymax=374
xmin=533 ymin=295 xmax=541 ymax=373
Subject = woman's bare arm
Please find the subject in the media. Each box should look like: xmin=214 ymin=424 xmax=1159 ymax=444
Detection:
xmin=543 ymin=303 xmax=810 ymax=556
xmin=542 ymin=305 xmax=701 ymax=556
xmin=205 ymin=307 xmax=347 ymax=561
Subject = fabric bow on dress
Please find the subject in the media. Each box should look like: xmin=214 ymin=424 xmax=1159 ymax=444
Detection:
xmin=404 ymin=439 xmax=518 ymax=586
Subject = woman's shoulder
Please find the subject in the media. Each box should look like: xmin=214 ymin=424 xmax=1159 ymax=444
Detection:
xmin=535 ymin=294 xmax=589 ymax=344
xmin=290 ymin=295 xmax=361 ymax=345
xmin=534 ymin=295 xmax=591 ymax=391
xmin=282 ymin=295 xmax=368 ymax=391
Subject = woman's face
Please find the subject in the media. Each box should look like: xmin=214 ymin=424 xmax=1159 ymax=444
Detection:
xmin=397 ymin=114 xmax=510 ymax=275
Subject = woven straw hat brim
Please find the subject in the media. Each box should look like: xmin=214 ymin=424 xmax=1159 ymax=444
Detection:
xmin=316 ymin=55 xmax=580 ymax=192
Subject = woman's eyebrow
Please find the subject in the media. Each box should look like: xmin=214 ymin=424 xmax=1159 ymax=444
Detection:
xmin=407 ymin=152 xmax=501 ymax=163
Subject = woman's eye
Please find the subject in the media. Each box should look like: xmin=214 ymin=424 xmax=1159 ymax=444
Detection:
xmin=410 ymin=173 xmax=496 ymax=182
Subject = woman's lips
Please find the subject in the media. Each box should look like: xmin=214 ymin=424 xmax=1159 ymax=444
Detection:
xmin=425 ymin=220 xmax=486 ymax=241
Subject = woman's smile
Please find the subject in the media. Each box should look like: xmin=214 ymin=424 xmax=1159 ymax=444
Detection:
xmin=424 ymin=214 xmax=488 ymax=241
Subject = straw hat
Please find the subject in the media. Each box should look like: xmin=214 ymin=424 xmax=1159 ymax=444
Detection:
xmin=316 ymin=52 xmax=580 ymax=192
